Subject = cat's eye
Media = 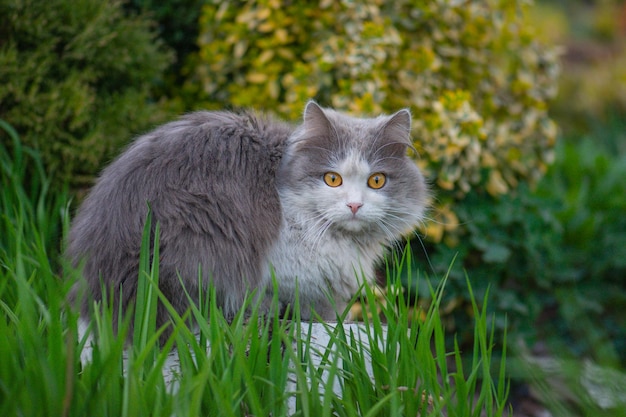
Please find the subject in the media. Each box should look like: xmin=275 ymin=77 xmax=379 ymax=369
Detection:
xmin=367 ymin=173 xmax=386 ymax=189
xmin=323 ymin=172 xmax=343 ymax=187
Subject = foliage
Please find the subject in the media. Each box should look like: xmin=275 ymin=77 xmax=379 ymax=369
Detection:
xmin=189 ymin=0 xmax=559 ymax=227
xmin=534 ymin=120 xmax=626 ymax=364
xmin=0 ymin=0 xmax=173 ymax=192
xmin=123 ymin=0 xmax=204 ymax=105
xmin=0 ymin=120 xmax=68 ymax=310
xmin=0 ymin=124 xmax=509 ymax=416
xmin=417 ymin=117 xmax=626 ymax=367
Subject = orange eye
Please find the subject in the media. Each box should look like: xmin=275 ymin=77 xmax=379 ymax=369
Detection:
xmin=367 ymin=173 xmax=386 ymax=189
xmin=323 ymin=172 xmax=343 ymax=187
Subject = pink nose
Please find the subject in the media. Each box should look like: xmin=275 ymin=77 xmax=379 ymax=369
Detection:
xmin=347 ymin=202 xmax=363 ymax=214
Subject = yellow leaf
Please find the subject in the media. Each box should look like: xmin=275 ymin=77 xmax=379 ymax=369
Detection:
xmin=444 ymin=143 xmax=462 ymax=157
xmin=268 ymin=80 xmax=280 ymax=99
xmin=441 ymin=206 xmax=459 ymax=232
xmin=256 ymin=7 xmax=271 ymax=20
xmin=257 ymin=49 xmax=274 ymax=65
xmin=233 ymin=41 xmax=247 ymax=59
xmin=437 ymin=177 xmax=454 ymax=190
xmin=486 ymin=170 xmax=508 ymax=196
xmin=481 ymin=152 xmax=497 ymax=167
xmin=246 ymin=73 xmax=268 ymax=83
xmin=275 ymin=28 xmax=289 ymax=43
xmin=276 ymin=48 xmax=295 ymax=60
xmin=425 ymin=222 xmax=444 ymax=243
xmin=236 ymin=10 xmax=254 ymax=24
xmin=258 ymin=22 xmax=274 ymax=32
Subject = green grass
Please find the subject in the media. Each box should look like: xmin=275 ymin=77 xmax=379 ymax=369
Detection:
xmin=0 ymin=122 xmax=509 ymax=416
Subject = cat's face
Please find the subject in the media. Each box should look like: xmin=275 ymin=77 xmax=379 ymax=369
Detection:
xmin=278 ymin=102 xmax=427 ymax=242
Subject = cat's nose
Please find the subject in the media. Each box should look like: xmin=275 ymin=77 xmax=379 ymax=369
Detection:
xmin=347 ymin=202 xmax=363 ymax=214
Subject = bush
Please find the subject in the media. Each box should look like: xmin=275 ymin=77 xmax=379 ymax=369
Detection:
xmin=188 ymin=0 xmax=559 ymax=215
xmin=419 ymin=118 xmax=626 ymax=364
xmin=123 ymin=0 xmax=204 ymax=104
xmin=535 ymin=121 xmax=626 ymax=364
xmin=0 ymin=0 xmax=173 ymax=192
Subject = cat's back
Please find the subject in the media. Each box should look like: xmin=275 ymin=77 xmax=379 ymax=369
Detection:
xmin=69 ymin=110 xmax=292 ymax=236
xmin=67 ymin=110 xmax=293 ymax=319
xmin=116 ymin=111 xmax=290 ymax=186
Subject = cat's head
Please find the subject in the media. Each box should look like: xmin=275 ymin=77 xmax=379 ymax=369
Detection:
xmin=278 ymin=101 xmax=428 ymax=243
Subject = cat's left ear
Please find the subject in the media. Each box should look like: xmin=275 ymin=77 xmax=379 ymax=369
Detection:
xmin=380 ymin=109 xmax=412 ymax=157
xmin=302 ymin=100 xmax=332 ymax=138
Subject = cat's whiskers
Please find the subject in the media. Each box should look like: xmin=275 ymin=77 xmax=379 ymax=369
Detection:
xmin=377 ymin=209 xmax=437 ymax=276
xmin=379 ymin=219 xmax=407 ymax=245
xmin=408 ymin=230 xmax=436 ymax=276
xmin=313 ymin=221 xmax=333 ymax=253
xmin=293 ymin=211 xmax=333 ymax=252
xmin=376 ymin=220 xmax=405 ymax=254
xmin=303 ymin=219 xmax=333 ymax=255
xmin=378 ymin=210 xmax=422 ymax=243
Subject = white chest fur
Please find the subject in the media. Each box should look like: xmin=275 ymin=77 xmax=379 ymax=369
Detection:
xmin=264 ymin=213 xmax=382 ymax=320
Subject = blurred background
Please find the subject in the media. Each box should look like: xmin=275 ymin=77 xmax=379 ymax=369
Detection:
xmin=1 ymin=0 xmax=625 ymax=415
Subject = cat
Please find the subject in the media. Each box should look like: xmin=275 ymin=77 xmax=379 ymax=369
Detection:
xmin=66 ymin=101 xmax=428 ymax=332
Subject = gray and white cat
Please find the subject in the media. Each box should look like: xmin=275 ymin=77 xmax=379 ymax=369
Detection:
xmin=67 ymin=101 xmax=427 ymax=330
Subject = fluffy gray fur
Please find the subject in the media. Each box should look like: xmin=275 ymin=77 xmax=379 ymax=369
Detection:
xmin=66 ymin=101 xmax=427 ymax=329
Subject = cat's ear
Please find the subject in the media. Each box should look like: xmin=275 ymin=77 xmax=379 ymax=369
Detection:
xmin=302 ymin=101 xmax=332 ymax=138
xmin=383 ymin=109 xmax=412 ymax=142
xmin=380 ymin=109 xmax=413 ymax=157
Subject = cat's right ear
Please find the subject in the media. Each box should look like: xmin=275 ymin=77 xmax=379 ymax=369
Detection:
xmin=378 ymin=109 xmax=413 ymax=158
xmin=302 ymin=101 xmax=332 ymax=138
